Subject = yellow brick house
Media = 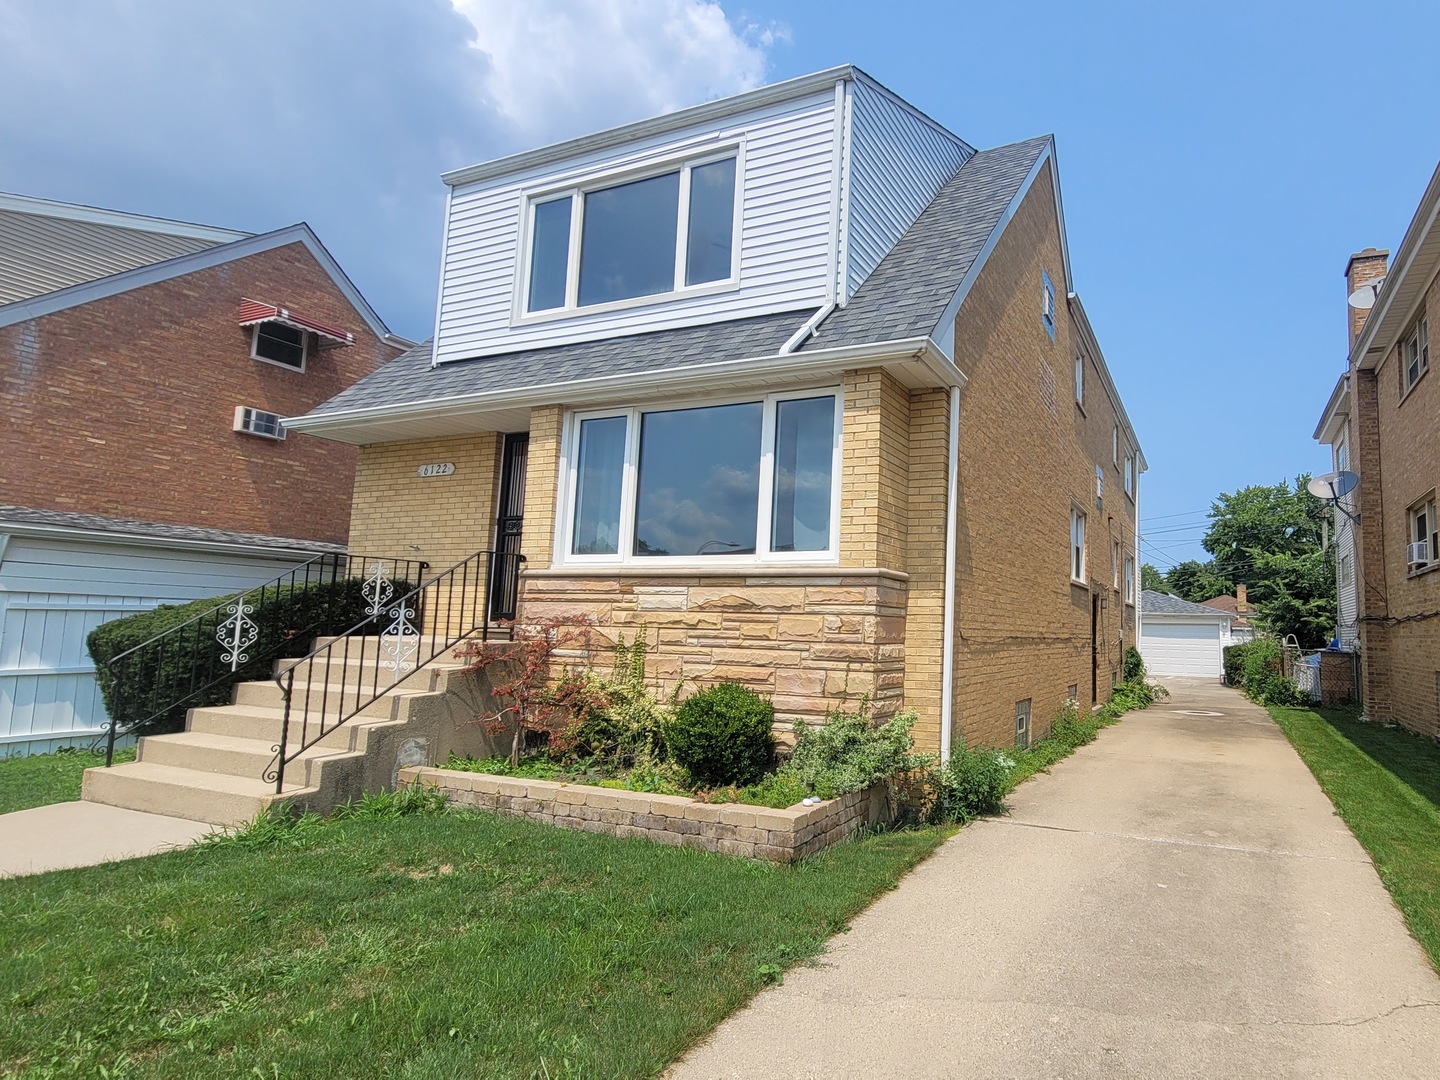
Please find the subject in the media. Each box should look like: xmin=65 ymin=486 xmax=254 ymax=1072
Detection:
xmin=286 ymin=66 xmax=1144 ymax=755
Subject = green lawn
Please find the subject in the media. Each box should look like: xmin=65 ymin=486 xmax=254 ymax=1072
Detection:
xmin=1269 ymin=705 xmax=1440 ymax=972
xmin=0 ymin=748 xmax=135 ymax=816
xmin=0 ymin=807 xmax=949 ymax=1078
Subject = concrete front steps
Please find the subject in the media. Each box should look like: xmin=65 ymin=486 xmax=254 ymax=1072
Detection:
xmin=82 ymin=635 xmax=509 ymax=826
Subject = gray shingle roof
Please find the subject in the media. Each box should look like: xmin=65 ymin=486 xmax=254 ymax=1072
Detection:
xmin=801 ymin=137 xmax=1050 ymax=350
xmin=0 ymin=203 xmax=244 ymax=305
xmin=0 ymin=505 xmax=343 ymax=554
xmin=301 ymin=135 xmax=1049 ymax=419
xmin=1142 ymin=590 xmax=1234 ymax=619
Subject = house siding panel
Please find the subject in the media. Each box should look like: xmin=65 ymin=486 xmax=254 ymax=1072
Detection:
xmin=434 ymin=91 xmax=838 ymax=363
xmin=844 ymin=79 xmax=972 ymax=300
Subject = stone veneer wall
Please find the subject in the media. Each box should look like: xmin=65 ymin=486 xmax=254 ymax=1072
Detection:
xmin=401 ymin=765 xmax=893 ymax=863
xmin=519 ymin=569 xmax=908 ymax=727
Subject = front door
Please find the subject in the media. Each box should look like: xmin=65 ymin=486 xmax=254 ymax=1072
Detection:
xmin=489 ymin=433 xmax=528 ymax=621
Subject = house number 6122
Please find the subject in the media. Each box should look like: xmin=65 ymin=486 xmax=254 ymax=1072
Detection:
xmin=417 ymin=463 xmax=455 ymax=478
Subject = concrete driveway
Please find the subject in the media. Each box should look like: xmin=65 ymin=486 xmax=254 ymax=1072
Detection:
xmin=671 ymin=679 xmax=1440 ymax=1078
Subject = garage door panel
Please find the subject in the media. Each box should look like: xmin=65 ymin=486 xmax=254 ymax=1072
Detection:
xmin=1141 ymin=619 xmax=1222 ymax=677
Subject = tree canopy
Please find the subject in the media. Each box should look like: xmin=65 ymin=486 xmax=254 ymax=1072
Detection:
xmin=1139 ymin=563 xmax=1167 ymax=593
xmin=1158 ymin=477 xmax=1335 ymax=647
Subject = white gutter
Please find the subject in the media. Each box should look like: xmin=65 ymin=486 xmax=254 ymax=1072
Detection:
xmin=0 ymin=519 xmax=339 ymax=560
xmin=939 ymin=383 xmax=961 ymax=762
xmin=779 ymin=302 xmax=836 ymax=354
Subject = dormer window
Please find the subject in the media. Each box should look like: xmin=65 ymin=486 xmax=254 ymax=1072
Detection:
xmin=521 ymin=152 xmax=739 ymax=317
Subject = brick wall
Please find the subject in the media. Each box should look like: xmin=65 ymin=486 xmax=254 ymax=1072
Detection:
xmin=1353 ymin=269 xmax=1440 ymax=737
xmin=947 ymin=161 xmax=1137 ymax=748
xmin=0 ymin=241 xmax=399 ymax=543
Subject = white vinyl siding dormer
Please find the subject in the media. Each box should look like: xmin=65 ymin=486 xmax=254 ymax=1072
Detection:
xmin=432 ymin=71 xmax=973 ymax=364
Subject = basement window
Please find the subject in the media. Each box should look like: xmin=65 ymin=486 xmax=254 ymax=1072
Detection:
xmin=1015 ymin=700 xmax=1032 ymax=749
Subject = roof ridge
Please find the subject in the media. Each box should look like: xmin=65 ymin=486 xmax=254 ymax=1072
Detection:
xmin=0 ymin=191 xmax=250 ymax=244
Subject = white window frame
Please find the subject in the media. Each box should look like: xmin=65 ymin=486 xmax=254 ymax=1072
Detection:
xmin=1408 ymin=494 xmax=1438 ymax=569
xmin=1124 ymin=554 xmax=1135 ymax=604
xmin=1402 ymin=315 xmax=1429 ymax=397
xmin=250 ymin=323 xmax=308 ymax=372
xmin=1339 ymin=552 xmax=1353 ymax=585
xmin=1335 ymin=434 xmax=1348 ymax=474
xmin=1112 ymin=540 xmax=1120 ymax=590
xmin=1096 ymin=464 xmax=1104 ymax=502
xmin=512 ymin=144 xmax=745 ymax=325
xmin=233 ymin=405 xmax=286 ymax=440
xmin=1124 ymin=452 xmax=1135 ymax=498
xmin=1070 ymin=507 xmax=1087 ymax=584
xmin=1112 ymin=424 xmax=1119 ymax=465
xmin=1074 ymin=349 xmax=1085 ymax=407
xmin=555 ymin=385 xmax=843 ymax=568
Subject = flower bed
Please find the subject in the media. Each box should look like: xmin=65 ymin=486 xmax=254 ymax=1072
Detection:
xmin=400 ymin=765 xmax=893 ymax=863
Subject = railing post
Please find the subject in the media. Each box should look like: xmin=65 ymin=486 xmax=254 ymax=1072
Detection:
xmin=103 ymin=659 xmax=120 ymax=767
xmin=274 ymin=666 xmax=294 ymax=795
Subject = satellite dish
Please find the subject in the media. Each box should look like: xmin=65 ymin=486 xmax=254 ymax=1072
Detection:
xmin=1308 ymin=471 xmax=1358 ymax=500
xmin=1347 ymin=279 xmax=1385 ymax=309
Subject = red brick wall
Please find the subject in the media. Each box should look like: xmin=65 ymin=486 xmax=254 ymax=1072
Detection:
xmin=948 ymin=162 xmax=1139 ymax=748
xmin=0 ymin=242 xmax=401 ymax=543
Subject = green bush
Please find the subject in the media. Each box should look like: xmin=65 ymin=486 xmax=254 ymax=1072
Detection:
xmin=928 ymin=747 xmax=1011 ymax=823
xmin=88 ymin=577 xmax=414 ymax=739
xmin=665 ymin=682 xmax=775 ymax=787
xmin=565 ymin=633 xmax=671 ymax=766
xmin=1124 ymin=646 xmax=1145 ymax=682
xmin=735 ymin=770 xmax=810 ymax=809
xmin=1049 ymin=698 xmax=1098 ymax=749
xmin=1223 ymin=641 xmax=1257 ymax=687
xmin=783 ymin=703 xmax=932 ymax=800
xmin=1239 ymin=638 xmax=1300 ymax=706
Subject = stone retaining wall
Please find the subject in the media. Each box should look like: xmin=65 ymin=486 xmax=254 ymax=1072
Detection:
xmin=400 ymin=765 xmax=893 ymax=863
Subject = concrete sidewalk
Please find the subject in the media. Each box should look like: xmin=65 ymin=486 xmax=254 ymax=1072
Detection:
xmin=671 ymin=679 xmax=1440 ymax=1078
xmin=0 ymin=801 xmax=213 ymax=878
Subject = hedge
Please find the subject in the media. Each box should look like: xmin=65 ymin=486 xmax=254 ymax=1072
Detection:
xmin=1222 ymin=641 xmax=1258 ymax=687
xmin=88 ymin=577 xmax=415 ymax=740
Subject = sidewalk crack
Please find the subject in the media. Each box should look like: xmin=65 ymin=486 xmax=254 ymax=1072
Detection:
xmin=985 ymin=818 xmax=1372 ymax=863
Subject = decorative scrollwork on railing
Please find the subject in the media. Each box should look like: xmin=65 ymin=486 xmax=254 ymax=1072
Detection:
xmin=262 ymin=743 xmax=282 ymax=785
xmin=362 ymin=560 xmax=394 ymax=618
xmin=217 ymin=597 xmax=259 ymax=672
xmin=379 ymin=602 xmax=419 ymax=680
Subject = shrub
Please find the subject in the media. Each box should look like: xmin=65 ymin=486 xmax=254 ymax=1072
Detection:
xmin=783 ymin=703 xmax=933 ymax=800
xmin=1223 ymin=641 xmax=1257 ymax=687
xmin=928 ymin=747 xmax=1011 ymax=823
xmin=1049 ymin=697 xmax=1097 ymax=749
xmin=1124 ymin=646 xmax=1145 ymax=682
xmin=88 ymin=577 xmax=413 ymax=739
xmin=1239 ymin=638 xmax=1300 ymax=706
xmin=734 ymin=770 xmax=810 ymax=810
xmin=565 ymin=633 xmax=671 ymax=766
xmin=665 ymin=682 xmax=775 ymax=787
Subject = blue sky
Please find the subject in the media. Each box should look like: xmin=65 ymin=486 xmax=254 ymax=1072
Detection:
xmin=2 ymin=0 xmax=1436 ymax=568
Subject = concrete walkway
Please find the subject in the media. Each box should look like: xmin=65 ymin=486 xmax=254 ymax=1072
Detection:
xmin=0 ymin=801 xmax=213 ymax=878
xmin=672 ymin=679 xmax=1440 ymax=1078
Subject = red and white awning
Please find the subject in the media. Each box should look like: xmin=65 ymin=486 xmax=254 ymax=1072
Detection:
xmin=238 ymin=299 xmax=354 ymax=346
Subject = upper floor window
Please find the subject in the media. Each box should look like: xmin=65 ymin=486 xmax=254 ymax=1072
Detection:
xmin=1402 ymin=315 xmax=1429 ymax=396
xmin=562 ymin=388 xmax=839 ymax=564
xmin=523 ymin=153 xmax=738 ymax=317
xmin=252 ymin=322 xmax=306 ymax=370
xmin=1070 ymin=507 xmax=1087 ymax=583
xmin=1112 ymin=424 xmax=1119 ymax=465
xmin=1041 ymin=268 xmax=1056 ymax=340
xmin=1408 ymin=494 xmax=1437 ymax=569
xmin=1124 ymin=554 xmax=1135 ymax=603
xmin=1124 ymin=453 xmax=1135 ymax=498
xmin=1074 ymin=348 xmax=1085 ymax=406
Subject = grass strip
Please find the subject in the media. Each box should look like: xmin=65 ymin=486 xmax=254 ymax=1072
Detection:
xmin=1269 ymin=705 xmax=1440 ymax=972
xmin=0 ymin=748 xmax=135 ymax=816
xmin=0 ymin=808 xmax=949 ymax=1078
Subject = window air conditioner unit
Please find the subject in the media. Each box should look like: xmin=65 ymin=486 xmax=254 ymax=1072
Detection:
xmin=234 ymin=405 xmax=286 ymax=440
xmin=1407 ymin=541 xmax=1429 ymax=566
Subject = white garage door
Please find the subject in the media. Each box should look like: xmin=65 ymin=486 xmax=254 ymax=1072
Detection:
xmin=1141 ymin=618 xmax=1222 ymax=677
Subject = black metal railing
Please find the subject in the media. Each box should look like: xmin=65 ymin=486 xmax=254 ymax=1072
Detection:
xmin=267 ymin=549 xmax=525 ymax=793
xmin=99 ymin=553 xmax=430 ymax=765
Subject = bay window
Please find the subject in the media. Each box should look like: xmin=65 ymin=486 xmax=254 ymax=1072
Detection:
xmin=562 ymin=389 xmax=841 ymax=563
xmin=523 ymin=152 xmax=739 ymax=317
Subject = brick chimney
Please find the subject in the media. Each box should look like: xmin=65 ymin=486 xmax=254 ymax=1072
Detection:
xmin=1345 ymin=248 xmax=1390 ymax=348
xmin=1236 ymin=584 xmax=1248 ymax=613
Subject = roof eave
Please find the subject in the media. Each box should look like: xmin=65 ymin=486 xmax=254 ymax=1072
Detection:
xmin=442 ymin=66 xmax=858 ymax=189
xmin=1067 ymin=292 xmax=1145 ymax=468
xmin=285 ymin=334 xmax=963 ymax=444
xmin=1313 ymin=372 xmax=1350 ymax=443
xmin=0 ymin=517 xmax=342 ymax=559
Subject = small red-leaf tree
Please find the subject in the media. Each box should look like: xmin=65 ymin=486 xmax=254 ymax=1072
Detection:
xmin=453 ymin=613 xmax=605 ymax=766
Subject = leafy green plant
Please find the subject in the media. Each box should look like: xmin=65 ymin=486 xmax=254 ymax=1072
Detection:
xmin=1124 ymin=645 xmax=1145 ymax=682
xmin=783 ymin=703 xmax=932 ymax=800
xmin=733 ymin=770 xmax=810 ymax=810
xmin=332 ymin=782 xmax=449 ymax=820
xmin=1239 ymin=638 xmax=1300 ymax=706
xmin=1223 ymin=641 xmax=1257 ymax=687
xmin=198 ymin=805 xmax=327 ymax=850
xmin=927 ymin=747 xmax=1011 ymax=823
xmin=666 ymin=682 xmax=775 ymax=787
xmin=566 ymin=631 xmax=673 ymax=766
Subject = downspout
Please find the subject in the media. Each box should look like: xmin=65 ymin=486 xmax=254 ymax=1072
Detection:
xmin=779 ymin=302 xmax=836 ymax=355
xmin=939 ymin=383 xmax=961 ymax=763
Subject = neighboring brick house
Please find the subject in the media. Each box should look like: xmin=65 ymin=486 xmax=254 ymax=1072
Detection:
xmin=0 ymin=193 xmax=409 ymax=753
xmin=1314 ymin=160 xmax=1440 ymax=738
xmin=288 ymin=66 xmax=1144 ymax=756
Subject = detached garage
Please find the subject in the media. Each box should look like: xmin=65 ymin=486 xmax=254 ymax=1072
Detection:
xmin=1139 ymin=590 xmax=1234 ymax=678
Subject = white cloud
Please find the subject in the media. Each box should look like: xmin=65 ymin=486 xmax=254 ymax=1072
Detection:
xmin=453 ymin=0 xmax=787 ymax=144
